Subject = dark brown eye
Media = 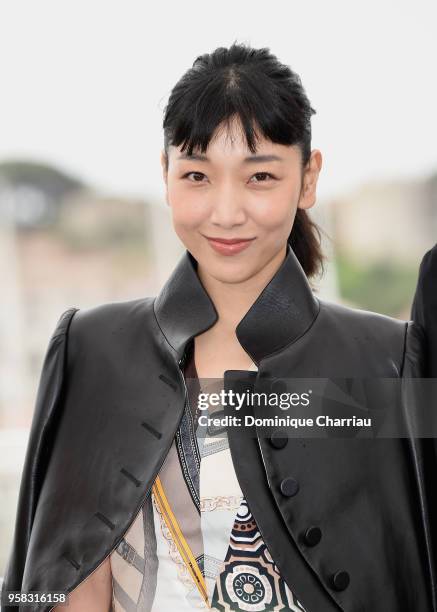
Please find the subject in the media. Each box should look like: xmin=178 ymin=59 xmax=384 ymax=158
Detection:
xmin=183 ymin=172 xmax=206 ymax=182
xmin=251 ymin=172 xmax=275 ymax=182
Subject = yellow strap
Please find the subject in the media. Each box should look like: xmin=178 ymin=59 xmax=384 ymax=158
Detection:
xmin=152 ymin=476 xmax=210 ymax=607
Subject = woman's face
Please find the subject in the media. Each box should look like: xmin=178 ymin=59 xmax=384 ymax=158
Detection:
xmin=161 ymin=117 xmax=322 ymax=284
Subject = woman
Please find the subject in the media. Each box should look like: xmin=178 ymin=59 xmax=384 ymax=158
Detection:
xmin=2 ymin=43 xmax=434 ymax=612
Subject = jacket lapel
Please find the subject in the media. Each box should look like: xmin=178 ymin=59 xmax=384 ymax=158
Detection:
xmin=154 ymin=243 xmax=320 ymax=365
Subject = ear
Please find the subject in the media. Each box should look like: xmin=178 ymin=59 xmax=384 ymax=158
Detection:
xmin=160 ymin=150 xmax=168 ymax=183
xmin=297 ymin=149 xmax=323 ymax=211
xmin=160 ymin=150 xmax=170 ymax=206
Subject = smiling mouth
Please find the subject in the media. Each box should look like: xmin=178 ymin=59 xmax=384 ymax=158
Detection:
xmin=203 ymin=235 xmax=256 ymax=256
xmin=204 ymin=236 xmax=256 ymax=244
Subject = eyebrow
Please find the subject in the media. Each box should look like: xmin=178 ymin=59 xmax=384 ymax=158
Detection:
xmin=176 ymin=153 xmax=284 ymax=163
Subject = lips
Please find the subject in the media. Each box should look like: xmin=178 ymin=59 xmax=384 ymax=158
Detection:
xmin=204 ymin=235 xmax=255 ymax=256
xmin=206 ymin=237 xmax=254 ymax=244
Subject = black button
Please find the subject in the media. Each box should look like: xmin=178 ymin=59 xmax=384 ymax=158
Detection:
xmin=330 ymin=570 xmax=350 ymax=591
xmin=270 ymin=430 xmax=288 ymax=449
xmin=280 ymin=477 xmax=299 ymax=497
xmin=304 ymin=526 xmax=322 ymax=546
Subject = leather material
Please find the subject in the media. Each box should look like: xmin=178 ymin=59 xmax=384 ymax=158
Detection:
xmin=154 ymin=246 xmax=319 ymax=365
xmin=1 ymin=244 xmax=434 ymax=611
xmin=411 ymin=244 xmax=437 ymax=377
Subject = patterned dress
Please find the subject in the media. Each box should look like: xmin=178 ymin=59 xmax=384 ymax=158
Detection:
xmin=109 ymin=346 xmax=307 ymax=611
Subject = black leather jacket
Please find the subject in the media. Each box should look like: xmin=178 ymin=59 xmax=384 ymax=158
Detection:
xmin=2 ymin=244 xmax=435 ymax=612
xmin=412 ymin=244 xmax=437 ymax=377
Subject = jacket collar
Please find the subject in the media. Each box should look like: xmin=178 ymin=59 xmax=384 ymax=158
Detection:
xmin=153 ymin=243 xmax=320 ymax=365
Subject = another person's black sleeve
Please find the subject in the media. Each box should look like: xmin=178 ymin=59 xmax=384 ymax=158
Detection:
xmin=411 ymin=244 xmax=437 ymax=378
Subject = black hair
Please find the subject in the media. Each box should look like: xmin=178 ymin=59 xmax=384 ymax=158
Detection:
xmin=162 ymin=41 xmax=325 ymax=279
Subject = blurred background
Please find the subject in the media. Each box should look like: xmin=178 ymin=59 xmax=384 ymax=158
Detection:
xmin=0 ymin=0 xmax=436 ymax=575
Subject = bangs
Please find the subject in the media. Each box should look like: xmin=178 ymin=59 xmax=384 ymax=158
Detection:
xmin=163 ymin=66 xmax=313 ymax=161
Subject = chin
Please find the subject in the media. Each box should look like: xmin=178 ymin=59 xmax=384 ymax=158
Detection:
xmin=204 ymin=256 xmax=260 ymax=284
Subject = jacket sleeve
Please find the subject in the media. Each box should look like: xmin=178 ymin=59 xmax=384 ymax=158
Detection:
xmin=406 ymin=250 xmax=437 ymax=603
xmin=410 ymin=244 xmax=437 ymax=378
xmin=400 ymin=319 xmax=427 ymax=378
xmin=1 ymin=307 xmax=79 ymax=609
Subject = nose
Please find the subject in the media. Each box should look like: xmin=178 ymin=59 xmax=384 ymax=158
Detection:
xmin=209 ymin=181 xmax=247 ymax=228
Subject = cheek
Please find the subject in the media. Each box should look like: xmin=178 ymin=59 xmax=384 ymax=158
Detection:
xmin=167 ymin=183 xmax=208 ymax=228
xmin=252 ymin=189 xmax=297 ymax=231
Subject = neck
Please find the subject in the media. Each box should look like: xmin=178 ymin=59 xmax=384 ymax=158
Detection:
xmin=196 ymin=244 xmax=288 ymax=333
